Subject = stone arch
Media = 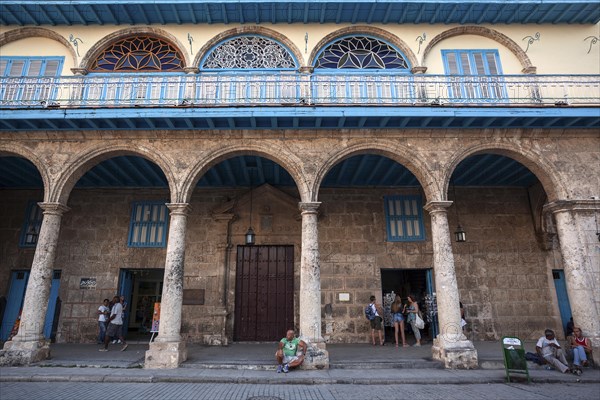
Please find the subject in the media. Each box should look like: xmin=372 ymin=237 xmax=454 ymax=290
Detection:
xmin=79 ymin=27 xmax=190 ymax=72
xmin=50 ymin=145 xmax=177 ymax=205
xmin=0 ymin=27 xmax=78 ymax=67
xmin=193 ymin=26 xmax=304 ymax=69
xmin=421 ymin=26 xmax=535 ymax=73
xmin=314 ymin=142 xmax=438 ymax=203
xmin=308 ymin=26 xmax=418 ymax=71
xmin=0 ymin=143 xmax=50 ymax=201
xmin=181 ymin=144 xmax=308 ymax=204
xmin=445 ymin=143 xmax=566 ymax=203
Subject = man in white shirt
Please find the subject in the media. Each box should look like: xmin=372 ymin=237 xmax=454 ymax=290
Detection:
xmin=536 ymin=329 xmax=570 ymax=373
xmin=96 ymin=298 xmax=109 ymax=344
xmin=99 ymin=296 xmax=128 ymax=352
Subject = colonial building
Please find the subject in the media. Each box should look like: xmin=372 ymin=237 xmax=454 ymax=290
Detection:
xmin=0 ymin=1 xmax=598 ymax=369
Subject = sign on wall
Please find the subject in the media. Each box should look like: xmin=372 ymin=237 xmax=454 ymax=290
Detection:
xmin=79 ymin=277 xmax=96 ymax=289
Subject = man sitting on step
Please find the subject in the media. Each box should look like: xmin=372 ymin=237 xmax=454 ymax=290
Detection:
xmin=276 ymin=329 xmax=307 ymax=373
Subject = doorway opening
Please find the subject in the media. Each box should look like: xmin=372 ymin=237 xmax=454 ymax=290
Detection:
xmin=381 ymin=268 xmax=435 ymax=344
xmin=118 ymin=268 xmax=163 ymax=341
xmin=234 ymin=245 xmax=294 ymax=341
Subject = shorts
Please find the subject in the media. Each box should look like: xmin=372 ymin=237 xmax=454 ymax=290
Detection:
xmin=276 ymin=350 xmax=302 ymax=365
xmin=106 ymin=323 xmax=123 ymax=338
xmin=392 ymin=313 xmax=404 ymax=323
xmin=369 ymin=316 xmax=383 ymax=330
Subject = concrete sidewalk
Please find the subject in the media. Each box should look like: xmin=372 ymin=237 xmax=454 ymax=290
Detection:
xmin=1 ymin=364 xmax=598 ymax=385
xmin=0 ymin=340 xmax=598 ymax=385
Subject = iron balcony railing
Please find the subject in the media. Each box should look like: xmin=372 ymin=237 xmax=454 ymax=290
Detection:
xmin=0 ymin=74 xmax=599 ymax=109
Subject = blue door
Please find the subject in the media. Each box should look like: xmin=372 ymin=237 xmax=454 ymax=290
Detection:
xmin=1 ymin=270 xmax=62 ymax=341
xmin=0 ymin=271 xmax=30 ymax=341
xmin=43 ymin=270 xmax=62 ymax=339
xmin=426 ymin=269 xmax=439 ymax=338
xmin=552 ymin=270 xmax=572 ymax=335
xmin=118 ymin=269 xmax=134 ymax=336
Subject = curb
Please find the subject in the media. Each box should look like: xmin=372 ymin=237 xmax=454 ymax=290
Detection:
xmin=1 ymin=374 xmax=598 ymax=385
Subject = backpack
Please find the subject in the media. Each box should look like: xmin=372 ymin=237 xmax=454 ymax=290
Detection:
xmin=365 ymin=304 xmax=376 ymax=321
xmin=525 ymin=351 xmax=543 ymax=365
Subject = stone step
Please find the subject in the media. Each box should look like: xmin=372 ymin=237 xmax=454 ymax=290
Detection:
xmin=180 ymin=360 xmax=444 ymax=370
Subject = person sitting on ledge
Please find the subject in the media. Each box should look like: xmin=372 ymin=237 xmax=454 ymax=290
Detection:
xmin=536 ymin=329 xmax=573 ymax=375
xmin=275 ymin=329 xmax=307 ymax=373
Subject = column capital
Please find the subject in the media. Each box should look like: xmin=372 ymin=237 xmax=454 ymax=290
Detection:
xmin=212 ymin=212 xmax=236 ymax=222
xmin=411 ymin=66 xmax=428 ymax=74
xmin=424 ymin=201 xmax=453 ymax=214
xmin=299 ymin=202 xmax=321 ymax=214
xmin=166 ymin=203 xmax=192 ymax=216
xmin=543 ymin=199 xmax=600 ymax=214
xmin=37 ymin=202 xmax=70 ymax=215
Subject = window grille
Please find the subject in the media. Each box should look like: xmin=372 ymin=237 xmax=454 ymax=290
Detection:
xmin=314 ymin=36 xmax=409 ymax=70
xmin=90 ymin=36 xmax=184 ymax=72
xmin=201 ymin=36 xmax=297 ymax=70
xmin=19 ymin=201 xmax=43 ymax=248
xmin=128 ymin=202 xmax=169 ymax=247
xmin=384 ymin=195 xmax=425 ymax=242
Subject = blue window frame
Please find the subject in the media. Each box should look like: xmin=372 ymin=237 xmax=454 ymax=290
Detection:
xmin=19 ymin=201 xmax=43 ymax=248
xmin=384 ymin=195 xmax=425 ymax=242
xmin=128 ymin=202 xmax=169 ymax=247
xmin=0 ymin=56 xmax=64 ymax=77
xmin=441 ymin=50 xmax=506 ymax=102
xmin=0 ymin=57 xmax=64 ymax=105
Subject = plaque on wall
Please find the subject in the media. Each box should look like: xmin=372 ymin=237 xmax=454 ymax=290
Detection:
xmin=182 ymin=289 xmax=205 ymax=305
xmin=79 ymin=277 xmax=96 ymax=289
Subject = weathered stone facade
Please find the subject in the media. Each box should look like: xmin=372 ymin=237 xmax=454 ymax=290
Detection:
xmin=1 ymin=129 xmax=598 ymax=351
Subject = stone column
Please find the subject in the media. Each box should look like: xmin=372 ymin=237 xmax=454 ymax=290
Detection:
xmin=424 ymin=201 xmax=478 ymax=369
xmin=145 ymin=203 xmax=190 ymax=369
xmin=1 ymin=202 xmax=69 ymax=366
xmin=298 ymin=202 xmax=329 ymax=369
xmin=544 ymin=200 xmax=600 ymax=353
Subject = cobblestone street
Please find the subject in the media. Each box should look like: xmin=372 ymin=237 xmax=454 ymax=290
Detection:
xmin=2 ymin=382 xmax=599 ymax=400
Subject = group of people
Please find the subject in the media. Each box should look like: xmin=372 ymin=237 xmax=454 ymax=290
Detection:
xmin=536 ymin=327 xmax=593 ymax=376
xmin=366 ymin=294 xmax=423 ymax=347
xmin=97 ymin=295 xmax=128 ymax=352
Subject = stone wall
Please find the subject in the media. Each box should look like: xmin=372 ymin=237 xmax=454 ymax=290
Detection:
xmin=0 ymin=184 xmax=570 ymax=344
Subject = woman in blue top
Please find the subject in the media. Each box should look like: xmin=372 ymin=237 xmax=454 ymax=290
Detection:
xmin=406 ymin=294 xmax=422 ymax=346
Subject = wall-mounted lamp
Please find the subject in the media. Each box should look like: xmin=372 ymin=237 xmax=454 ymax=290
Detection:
xmin=584 ymin=36 xmax=599 ymax=54
xmin=522 ymin=32 xmax=540 ymax=53
xmin=453 ymin=183 xmax=466 ymax=242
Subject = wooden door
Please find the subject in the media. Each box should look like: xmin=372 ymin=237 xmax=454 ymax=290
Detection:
xmin=234 ymin=245 xmax=294 ymax=341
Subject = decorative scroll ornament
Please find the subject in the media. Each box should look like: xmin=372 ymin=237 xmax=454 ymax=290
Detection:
xmin=69 ymin=34 xmax=83 ymax=57
xmin=90 ymin=36 xmax=185 ymax=72
xmin=522 ymin=32 xmax=540 ymax=53
xmin=315 ymin=36 xmax=409 ymax=70
xmin=202 ymin=36 xmax=296 ymax=69
xmin=584 ymin=36 xmax=599 ymax=54
xmin=416 ymin=33 xmax=426 ymax=54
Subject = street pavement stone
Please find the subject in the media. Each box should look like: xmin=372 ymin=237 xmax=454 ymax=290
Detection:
xmin=1 ymin=382 xmax=599 ymax=400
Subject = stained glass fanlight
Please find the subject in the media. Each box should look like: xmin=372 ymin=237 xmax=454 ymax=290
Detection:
xmin=201 ymin=36 xmax=297 ymax=70
xmin=91 ymin=36 xmax=185 ymax=72
xmin=315 ymin=36 xmax=409 ymax=70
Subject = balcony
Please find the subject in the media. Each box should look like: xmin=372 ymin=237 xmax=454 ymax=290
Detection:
xmin=1 ymin=73 xmax=599 ymax=130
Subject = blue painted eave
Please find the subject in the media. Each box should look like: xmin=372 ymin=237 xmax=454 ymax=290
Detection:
xmin=0 ymin=106 xmax=598 ymax=131
xmin=1 ymin=1 xmax=599 ymax=26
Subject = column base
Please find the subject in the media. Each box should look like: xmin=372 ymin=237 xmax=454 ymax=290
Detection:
xmin=0 ymin=339 xmax=51 ymax=366
xmin=144 ymin=340 xmax=187 ymax=369
xmin=432 ymin=336 xmax=478 ymax=369
xmin=300 ymin=340 xmax=329 ymax=370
